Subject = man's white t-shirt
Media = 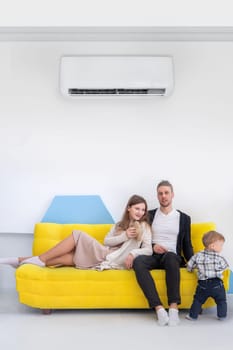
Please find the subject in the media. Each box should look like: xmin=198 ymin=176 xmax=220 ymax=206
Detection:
xmin=151 ymin=208 xmax=180 ymax=254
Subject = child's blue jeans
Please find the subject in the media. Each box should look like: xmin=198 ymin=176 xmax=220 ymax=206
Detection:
xmin=189 ymin=277 xmax=227 ymax=319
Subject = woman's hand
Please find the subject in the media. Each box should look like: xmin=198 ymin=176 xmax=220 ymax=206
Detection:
xmin=124 ymin=254 xmax=134 ymax=269
xmin=126 ymin=227 xmax=137 ymax=239
xmin=153 ymin=244 xmax=168 ymax=254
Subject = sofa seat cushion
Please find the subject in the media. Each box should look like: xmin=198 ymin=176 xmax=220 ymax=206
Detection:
xmin=16 ymin=264 xmax=230 ymax=309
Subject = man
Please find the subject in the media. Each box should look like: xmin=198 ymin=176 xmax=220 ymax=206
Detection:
xmin=133 ymin=180 xmax=193 ymax=326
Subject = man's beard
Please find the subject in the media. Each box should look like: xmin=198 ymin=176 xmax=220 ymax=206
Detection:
xmin=160 ymin=201 xmax=171 ymax=208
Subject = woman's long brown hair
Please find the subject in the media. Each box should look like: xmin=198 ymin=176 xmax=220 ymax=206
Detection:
xmin=115 ymin=194 xmax=149 ymax=232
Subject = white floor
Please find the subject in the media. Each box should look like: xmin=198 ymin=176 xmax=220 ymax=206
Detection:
xmin=0 ymin=289 xmax=233 ymax=350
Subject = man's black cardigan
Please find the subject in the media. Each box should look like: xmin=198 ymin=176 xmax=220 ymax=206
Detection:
xmin=148 ymin=209 xmax=194 ymax=265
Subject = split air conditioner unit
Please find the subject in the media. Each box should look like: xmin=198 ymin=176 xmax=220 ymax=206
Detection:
xmin=60 ymin=55 xmax=174 ymax=97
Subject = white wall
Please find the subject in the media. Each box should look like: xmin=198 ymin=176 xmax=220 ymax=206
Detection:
xmin=0 ymin=40 xmax=233 ymax=268
xmin=1 ymin=0 xmax=233 ymax=26
xmin=0 ymin=234 xmax=33 ymax=289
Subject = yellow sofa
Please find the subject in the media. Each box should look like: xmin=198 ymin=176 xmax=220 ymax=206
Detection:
xmin=15 ymin=222 xmax=230 ymax=312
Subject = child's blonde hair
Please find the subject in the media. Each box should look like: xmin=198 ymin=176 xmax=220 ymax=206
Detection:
xmin=202 ymin=230 xmax=225 ymax=248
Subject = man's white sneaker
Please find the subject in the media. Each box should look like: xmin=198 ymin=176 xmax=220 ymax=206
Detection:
xmin=168 ymin=308 xmax=180 ymax=326
xmin=156 ymin=308 xmax=169 ymax=326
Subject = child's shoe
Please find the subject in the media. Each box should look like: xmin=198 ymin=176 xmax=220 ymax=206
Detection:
xmin=185 ymin=314 xmax=197 ymax=321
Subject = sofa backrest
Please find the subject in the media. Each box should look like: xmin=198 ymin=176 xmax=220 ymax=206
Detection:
xmin=190 ymin=222 xmax=216 ymax=254
xmin=33 ymin=223 xmax=113 ymax=255
xmin=33 ymin=222 xmax=216 ymax=256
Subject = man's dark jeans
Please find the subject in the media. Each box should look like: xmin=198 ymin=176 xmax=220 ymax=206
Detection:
xmin=189 ymin=278 xmax=227 ymax=319
xmin=133 ymin=252 xmax=181 ymax=308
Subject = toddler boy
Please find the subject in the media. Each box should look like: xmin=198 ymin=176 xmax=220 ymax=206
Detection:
xmin=186 ymin=230 xmax=228 ymax=321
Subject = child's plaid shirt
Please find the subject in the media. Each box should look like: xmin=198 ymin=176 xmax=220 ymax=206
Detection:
xmin=187 ymin=250 xmax=229 ymax=280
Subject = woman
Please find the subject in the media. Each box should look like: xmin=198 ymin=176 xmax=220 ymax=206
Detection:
xmin=0 ymin=195 xmax=152 ymax=270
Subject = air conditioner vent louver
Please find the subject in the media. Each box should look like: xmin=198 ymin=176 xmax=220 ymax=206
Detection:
xmin=60 ymin=56 xmax=174 ymax=98
xmin=68 ymin=88 xmax=166 ymax=96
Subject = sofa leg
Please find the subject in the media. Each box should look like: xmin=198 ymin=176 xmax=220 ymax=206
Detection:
xmin=41 ymin=309 xmax=52 ymax=315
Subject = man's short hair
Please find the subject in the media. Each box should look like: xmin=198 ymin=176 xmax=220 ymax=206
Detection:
xmin=157 ymin=180 xmax=173 ymax=192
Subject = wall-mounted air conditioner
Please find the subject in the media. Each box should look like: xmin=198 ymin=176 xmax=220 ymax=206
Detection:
xmin=60 ymin=55 xmax=174 ymax=97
